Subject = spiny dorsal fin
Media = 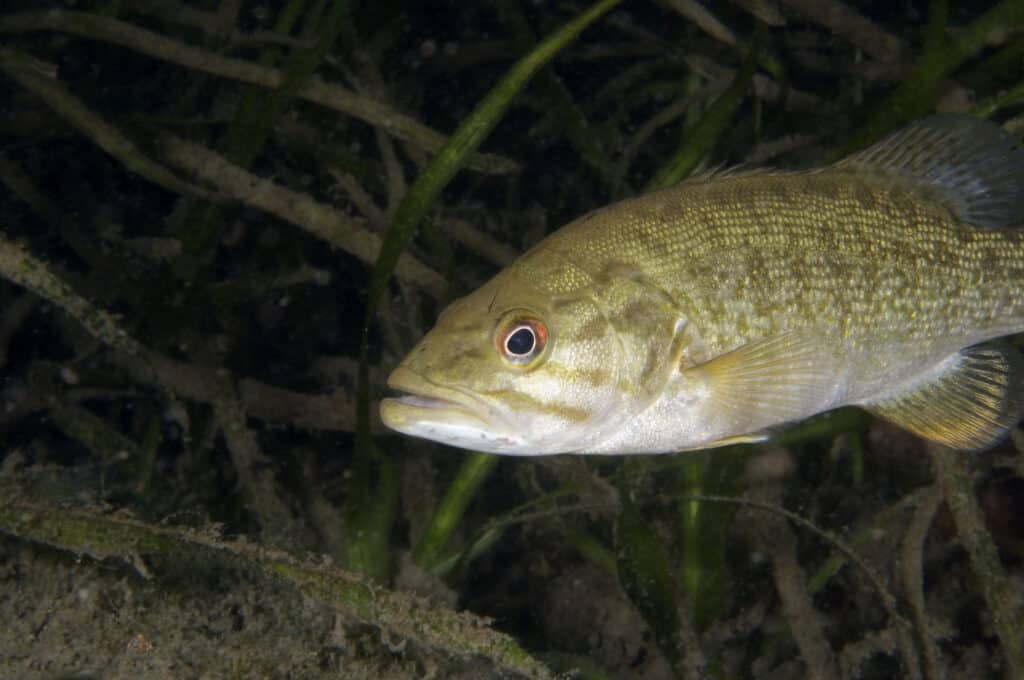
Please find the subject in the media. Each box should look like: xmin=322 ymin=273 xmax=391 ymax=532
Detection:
xmin=863 ymin=344 xmax=1024 ymax=451
xmin=687 ymin=332 xmax=839 ymax=437
xmin=836 ymin=115 xmax=1024 ymax=228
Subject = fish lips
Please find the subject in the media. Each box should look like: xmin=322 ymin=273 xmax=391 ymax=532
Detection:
xmin=380 ymin=366 xmax=524 ymax=452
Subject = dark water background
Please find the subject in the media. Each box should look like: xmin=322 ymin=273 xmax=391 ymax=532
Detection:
xmin=0 ymin=1 xmax=1022 ymax=678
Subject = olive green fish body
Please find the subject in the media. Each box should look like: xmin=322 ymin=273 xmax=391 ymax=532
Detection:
xmin=382 ymin=115 xmax=1024 ymax=454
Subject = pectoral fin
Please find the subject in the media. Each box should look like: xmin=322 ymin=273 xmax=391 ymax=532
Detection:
xmin=863 ymin=345 xmax=1024 ymax=451
xmin=679 ymin=432 xmax=771 ymax=451
xmin=688 ymin=332 xmax=840 ymax=437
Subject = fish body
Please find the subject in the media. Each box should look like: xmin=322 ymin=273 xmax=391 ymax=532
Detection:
xmin=381 ymin=115 xmax=1024 ymax=454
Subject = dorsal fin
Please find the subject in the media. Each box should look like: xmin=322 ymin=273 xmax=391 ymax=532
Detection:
xmin=836 ymin=115 xmax=1024 ymax=228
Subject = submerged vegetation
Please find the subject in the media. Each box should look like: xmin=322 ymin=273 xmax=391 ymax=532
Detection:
xmin=0 ymin=0 xmax=1023 ymax=678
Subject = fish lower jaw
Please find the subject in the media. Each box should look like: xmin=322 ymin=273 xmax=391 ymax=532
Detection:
xmin=386 ymin=393 xmax=465 ymax=411
xmin=379 ymin=394 xmax=481 ymax=429
xmin=381 ymin=366 xmax=524 ymax=452
xmin=379 ymin=396 xmax=527 ymax=453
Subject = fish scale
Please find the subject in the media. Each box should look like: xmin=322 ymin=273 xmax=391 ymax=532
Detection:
xmin=381 ymin=115 xmax=1024 ymax=455
xmin=546 ymin=174 xmax=1024 ymax=345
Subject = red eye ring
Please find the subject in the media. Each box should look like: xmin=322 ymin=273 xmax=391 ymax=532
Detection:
xmin=495 ymin=312 xmax=548 ymax=366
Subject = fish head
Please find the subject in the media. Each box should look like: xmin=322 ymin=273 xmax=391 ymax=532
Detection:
xmin=380 ymin=268 xmax=628 ymax=454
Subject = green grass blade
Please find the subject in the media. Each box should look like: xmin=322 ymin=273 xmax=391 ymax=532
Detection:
xmin=644 ymin=63 xmax=753 ymax=191
xmin=179 ymin=0 xmax=353 ymax=256
xmin=835 ymin=0 xmax=1024 ymax=157
xmin=413 ymin=451 xmax=500 ymax=572
xmin=347 ymin=0 xmax=623 ymax=579
xmin=615 ymin=494 xmax=687 ymax=676
xmin=360 ymin=0 xmax=622 ymax=331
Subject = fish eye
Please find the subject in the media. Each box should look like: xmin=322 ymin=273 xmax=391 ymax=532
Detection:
xmin=506 ymin=327 xmax=535 ymax=355
xmin=495 ymin=312 xmax=548 ymax=366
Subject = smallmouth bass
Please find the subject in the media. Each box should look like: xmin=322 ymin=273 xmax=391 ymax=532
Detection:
xmin=381 ymin=115 xmax=1024 ymax=454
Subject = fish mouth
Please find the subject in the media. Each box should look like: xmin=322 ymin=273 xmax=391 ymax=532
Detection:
xmin=380 ymin=366 xmax=486 ymax=430
xmin=380 ymin=366 xmax=525 ymax=452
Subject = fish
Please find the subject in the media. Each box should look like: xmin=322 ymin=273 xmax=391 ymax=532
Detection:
xmin=380 ymin=114 xmax=1024 ymax=455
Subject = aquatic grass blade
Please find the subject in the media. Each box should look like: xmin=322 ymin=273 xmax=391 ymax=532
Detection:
xmin=614 ymin=494 xmax=688 ymax=676
xmin=413 ymin=451 xmax=500 ymax=573
xmin=836 ymin=0 xmax=1024 ymax=158
xmin=347 ymin=0 xmax=623 ymax=579
xmin=644 ymin=27 xmax=760 ymax=191
xmin=179 ymin=0 xmax=354 ymax=256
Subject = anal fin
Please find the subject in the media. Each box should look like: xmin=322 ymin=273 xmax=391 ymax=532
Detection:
xmin=863 ymin=345 xmax=1024 ymax=451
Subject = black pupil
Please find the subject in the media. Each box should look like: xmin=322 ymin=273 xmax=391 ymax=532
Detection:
xmin=506 ymin=327 xmax=535 ymax=355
